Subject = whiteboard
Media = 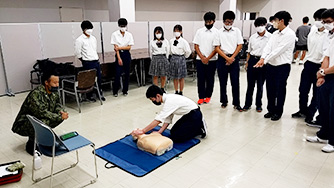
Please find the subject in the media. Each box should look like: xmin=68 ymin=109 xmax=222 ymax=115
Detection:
xmin=0 ymin=24 xmax=43 ymax=93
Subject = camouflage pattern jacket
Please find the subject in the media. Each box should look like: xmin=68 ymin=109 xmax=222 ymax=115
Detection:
xmin=12 ymin=85 xmax=65 ymax=137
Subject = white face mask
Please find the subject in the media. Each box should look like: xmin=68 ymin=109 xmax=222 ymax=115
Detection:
xmin=324 ymin=22 xmax=334 ymax=31
xmin=156 ymin=33 xmax=162 ymax=39
xmin=223 ymin=23 xmax=232 ymax=30
xmin=120 ymin=27 xmax=127 ymax=32
xmin=85 ymin=29 xmax=93 ymax=36
xmin=174 ymin=32 xmax=181 ymax=38
xmin=256 ymin=26 xmax=266 ymax=33
xmin=273 ymin=21 xmax=279 ymax=29
xmin=314 ymin=21 xmax=324 ymax=29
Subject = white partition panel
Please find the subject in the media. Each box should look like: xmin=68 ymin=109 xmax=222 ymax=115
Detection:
xmin=101 ymin=22 xmax=119 ymax=53
xmin=0 ymin=24 xmax=43 ymax=93
xmin=243 ymin=20 xmax=253 ymax=39
xmin=39 ymin=23 xmax=75 ymax=58
xmin=180 ymin=21 xmax=194 ymax=45
xmin=128 ymin=22 xmax=149 ymax=50
xmin=233 ymin=20 xmax=243 ymax=32
xmin=0 ymin=44 xmax=7 ymax=96
xmin=215 ymin=20 xmax=223 ymax=30
xmin=250 ymin=21 xmax=257 ymax=37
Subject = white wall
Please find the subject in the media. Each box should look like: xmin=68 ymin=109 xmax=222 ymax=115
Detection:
xmin=136 ymin=0 xmax=220 ymax=21
xmin=0 ymin=0 xmax=109 ymax=23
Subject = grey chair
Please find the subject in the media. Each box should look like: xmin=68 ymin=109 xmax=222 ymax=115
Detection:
xmin=27 ymin=115 xmax=98 ymax=188
xmin=62 ymin=69 xmax=103 ymax=113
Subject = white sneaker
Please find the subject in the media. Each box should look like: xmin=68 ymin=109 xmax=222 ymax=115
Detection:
xmin=322 ymin=144 xmax=334 ymax=153
xmin=306 ymin=136 xmax=328 ymax=143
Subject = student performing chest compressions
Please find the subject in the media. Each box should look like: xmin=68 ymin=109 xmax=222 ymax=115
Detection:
xmin=131 ymin=85 xmax=207 ymax=154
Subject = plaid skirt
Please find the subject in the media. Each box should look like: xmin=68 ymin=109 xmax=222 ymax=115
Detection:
xmin=149 ymin=55 xmax=169 ymax=76
xmin=169 ymin=54 xmax=187 ymax=79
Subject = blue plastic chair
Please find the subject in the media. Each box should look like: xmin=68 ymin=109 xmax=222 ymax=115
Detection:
xmin=27 ymin=115 xmax=98 ymax=187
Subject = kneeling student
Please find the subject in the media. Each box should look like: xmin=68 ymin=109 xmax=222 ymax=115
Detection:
xmin=132 ymin=85 xmax=207 ymax=143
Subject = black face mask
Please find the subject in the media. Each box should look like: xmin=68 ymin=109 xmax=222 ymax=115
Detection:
xmin=152 ymin=101 xmax=161 ymax=106
xmin=50 ymin=86 xmax=59 ymax=93
xmin=205 ymin=24 xmax=213 ymax=30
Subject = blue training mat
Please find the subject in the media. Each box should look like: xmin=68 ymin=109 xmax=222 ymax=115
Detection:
xmin=95 ymin=126 xmax=201 ymax=177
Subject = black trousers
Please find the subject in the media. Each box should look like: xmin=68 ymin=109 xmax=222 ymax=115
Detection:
xmin=217 ymin=55 xmax=240 ymax=106
xmin=82 ymin=59 xmax=102 ymax=97
xmin=266 ymin=64 xmax=291 ymax=116
xmin=245 ymin=55 xmax=266 ymax=107
xmin=196 ymin=60 xmax=217 ymax=99
xmin=113 ymin=50 xmax=131 ymax=94
xmin=298 ymin=61 xmax=320 ymax=119
xmin=317 ymin=75 xmax=334 ymax=145
xmin=170 ymin=108 xmax=204 ymax=143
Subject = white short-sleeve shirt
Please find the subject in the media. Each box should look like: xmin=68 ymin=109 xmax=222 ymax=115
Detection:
xmin=305 ymin=29 xmax=328 ymax=64
xmin=170 ymin=37 xmax=192 ymax=58
xmin=155 ymin=94 xmax=198 ymax=124
xmin=193 ymin=26 xmax=219 ymax=61
xmin=75 ymin=34 xmax=99 ymax=61
xmin=110 ymin=30 xmax=134 ymax=47
xmin=247 ymin=31 xmax=272 ymax=57
xmin=150 ymin=39 xmax=170 ymax=58
xmin=213 ymin=26 xmax=244 ymax=55
xmin=324 ymin=38 xmax=334 ymax=68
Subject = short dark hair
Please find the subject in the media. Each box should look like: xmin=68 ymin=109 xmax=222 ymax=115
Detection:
xmin=81 ymin=20 xmax=93 ymax=31
xmin=254 ymin=17 xmax=267 ymax=27
xmin=321 ymin=8 xmax=334 ymax=19
xmin=269 ymin=16 xmax=275 ymax=22
xmin=314 ymin=8 xmax=327 ymax=20
xmin=146 ymin=85 xmax=163 ymax=98
xmin=118 ymin=18 xmax=128 ymax=26
xmin=302 ymin=16 xmax=309 ymax=23
xmin=41 ymin=71 xmax=54 ymax=84
xmin=174 ymin=24 xmax=182 ymax=32
xmin=274 ymin=11 xmax=292 ymax=26
xmin=223 ymin=11 xmax=235 ymax=21
xmin=153 ymin=26 xmax=164 ymax=40
xmin=204 ymin=11 xmax=216 ymax=21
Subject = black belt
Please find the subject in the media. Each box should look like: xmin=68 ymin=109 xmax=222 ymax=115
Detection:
xmin=250 ymin=55 xmax=261 ymax=59
xmin=226 ymin=54 xmax=233 ymax=57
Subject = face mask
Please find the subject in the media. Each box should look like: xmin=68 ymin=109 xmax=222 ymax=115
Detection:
xmin=156 ymin=33 xmax=162 ymax=39
xmin=223 ymin=23 xmax=232 ymax=30
xmin=120 ymin=27 xmax=127 ymax=32
xmin=205 ymin=24 xmax=213 ymax=30
xmin=50 ymin=86 xmax=59 ymax=93
xmin=324 ymin=23 xmax=334 ymax=31
xmin=314 ymin=21 xmax=324 ymax=29
xmin=273 ymin=21 xmax=279 ymax=29
xmin=85 ymin=29 xmax=93 ymax=36
xmin=152 ymin=101 xmax=161 ymax=106
xmin=256 ymin=26 xmax=266 ymax=33
xmin=174 ymin=32 xmax=181 ymax=38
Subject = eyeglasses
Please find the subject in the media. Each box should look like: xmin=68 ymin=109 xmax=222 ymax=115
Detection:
xmin=223 ymin=20 xmax=234 ymax=25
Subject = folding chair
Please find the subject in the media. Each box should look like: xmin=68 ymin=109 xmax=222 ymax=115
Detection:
xmin=27 ymin=115 xmax=98 ymax=187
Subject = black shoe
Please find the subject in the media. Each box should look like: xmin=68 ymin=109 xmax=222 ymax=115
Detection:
xmin=123 ymin=92 xmax=128 ymax=96
xmin=161 ymin=88 xmax=166 ymax=93
xmin=175 ymin=91 xmax=179 ymax=94
xmin=87 ymin=97 xmax=96 ymax=102
xmin=234 ymin=106 xmax=243 ymax=112
xmin=271 ymin=114 xmax=281 ymax=121
xmin=306 ymin=119 xmax=322 ymax=128
xmin=256 ymin=106 xmax=262 ymax=112
xmin=221 ymin=103 xmax=228 ymax=108
xmin=291 ymin=111 xmax=306 ymax=118
xmin=101 ymin=96 xmax=106 ymax=101
xmin=242 ymin=106 xmax=251 ymax=111
xmin=113 ymin=93 xmax=118 ymax=97
xmin=264 ymin=112 xmax=273 ymax=118
xmin=178 ymin=91 xmax=183 ymax=95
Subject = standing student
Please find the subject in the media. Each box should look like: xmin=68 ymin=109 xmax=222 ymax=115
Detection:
xmin=306 ymin=8 xmax=334 ymax=153
xmin=75 ymin=20 xmax=105 ymax=101
xmin=214 ymin=10 xmax=244 ymax=111
xmin=169 ymin=24 xmax=192 ymax=95
xmin=291 ymin=8 xmax=328 ymax=128
xmin=193 ymin=11 xmax=219 ymax=105
xmin=254 ymin=11 xmax=296 ymax=121
xmin=111 ymin=18 xmax=134 ymax=97
xmin=293 ymin=16 xmax=311 ymax=65
xmin=149 ymin=26 xmax=170 ymax=93
xmin=243 ymin=17 xmax=271 ymax=112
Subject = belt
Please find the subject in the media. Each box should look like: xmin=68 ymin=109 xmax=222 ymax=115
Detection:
xmin=250 ymin=55 xmax=261 ymax=59
xmin=226 ymin=54 xmax=233 ymax=57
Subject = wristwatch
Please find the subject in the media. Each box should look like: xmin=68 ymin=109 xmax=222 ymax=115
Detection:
xmin=319 ymin=68 xmax=326 ymax=76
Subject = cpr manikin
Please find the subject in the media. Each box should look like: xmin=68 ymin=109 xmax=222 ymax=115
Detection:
xmin=132 ymin=130 xmax=173 ymax=156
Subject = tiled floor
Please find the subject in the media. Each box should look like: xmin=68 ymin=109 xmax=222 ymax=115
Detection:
xmin=1 ymin=63 xmax=334 ymax=188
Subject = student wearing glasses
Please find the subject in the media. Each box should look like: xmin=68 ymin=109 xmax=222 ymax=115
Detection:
xmin=169 ymin=24 xmax=192 ymax=95
xmin=213 ymin=10 xmax=244 ymax=111
xmin=149 ymin=26 xmax=170 ymax=93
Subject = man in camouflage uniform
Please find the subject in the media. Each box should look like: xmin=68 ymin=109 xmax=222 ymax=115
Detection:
xmin=12 ymin=73 xmax=69 ymax=155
